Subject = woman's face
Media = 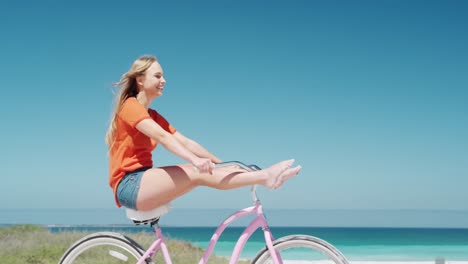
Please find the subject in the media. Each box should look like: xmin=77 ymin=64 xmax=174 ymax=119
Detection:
xmin=138 ymin=62 xmax=166 ymax=98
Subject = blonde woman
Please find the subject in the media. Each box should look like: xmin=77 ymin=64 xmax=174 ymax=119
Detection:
xmin=106 ymin=55 xmax=302 ymax=211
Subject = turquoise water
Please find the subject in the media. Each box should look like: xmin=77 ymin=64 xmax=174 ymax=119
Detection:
xmin=46 ymin=225 xmax=468 ymax=261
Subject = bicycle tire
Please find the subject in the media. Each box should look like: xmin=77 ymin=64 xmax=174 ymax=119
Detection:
xmin=251 ymin=235 xmax=349 ymax=264
xmin=59 ymin=232 xmax=151 ymax=264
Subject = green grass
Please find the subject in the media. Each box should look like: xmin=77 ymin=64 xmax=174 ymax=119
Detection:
xmin=0 ymin=225 xmax=250 ymax=264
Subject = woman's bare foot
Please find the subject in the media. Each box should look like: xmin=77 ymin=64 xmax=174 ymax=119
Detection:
xmin=264 ymin=159 xmax=301 ymax=189
xmin=273 ymin=165 xmax=302 ymax=189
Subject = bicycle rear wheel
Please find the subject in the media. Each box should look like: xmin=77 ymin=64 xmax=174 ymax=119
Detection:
xmin=252 ymin=235 xmax=349 ymax=264
xmin=59 ymin=232 xmax=149 ymax=264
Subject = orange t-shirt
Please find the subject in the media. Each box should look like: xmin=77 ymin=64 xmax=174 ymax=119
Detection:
xmin=109 ymin=97 xmax=176 ymax=207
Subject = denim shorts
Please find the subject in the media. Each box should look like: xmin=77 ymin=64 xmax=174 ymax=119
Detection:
xmin=117 ymin=167 xmax=151 ymax=209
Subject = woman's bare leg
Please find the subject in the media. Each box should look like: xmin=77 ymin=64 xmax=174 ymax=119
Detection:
xmin=136 ymin=160 xmax=301 ymax=210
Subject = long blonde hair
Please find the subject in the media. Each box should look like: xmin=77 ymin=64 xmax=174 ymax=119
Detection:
xmin=105 ymin=55 xmax=158 ymax=148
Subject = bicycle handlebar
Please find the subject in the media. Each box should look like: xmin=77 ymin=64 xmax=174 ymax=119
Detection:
xmin=214 ymin=161 xmax=262 ymax=171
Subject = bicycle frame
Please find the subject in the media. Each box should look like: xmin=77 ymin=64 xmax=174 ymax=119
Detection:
xmin=137 ymin=200 xmax=282 ymax=264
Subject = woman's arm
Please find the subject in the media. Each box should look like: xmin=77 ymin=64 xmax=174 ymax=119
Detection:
xmin=136 ymin=119 xmax=214 ymax=173
xmin=173 ymin=131 xmax=222 ymax=163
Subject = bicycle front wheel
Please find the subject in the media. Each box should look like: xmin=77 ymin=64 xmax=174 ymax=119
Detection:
xmin=252 ymin=235 xmax=349 ymax=264
xmin=59 ymin=232 xmax=149 ymax=264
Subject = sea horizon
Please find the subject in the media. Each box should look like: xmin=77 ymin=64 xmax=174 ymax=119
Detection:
xmin=1 ymin=208 xmax=468 ymax=228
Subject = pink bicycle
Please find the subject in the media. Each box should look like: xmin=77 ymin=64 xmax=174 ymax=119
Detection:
xmin=60 ymin=161 xmax=349 ymax=264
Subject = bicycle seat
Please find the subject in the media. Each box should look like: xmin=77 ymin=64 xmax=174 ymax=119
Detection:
xmin=126 ymin=203 xmax=171 ymax=226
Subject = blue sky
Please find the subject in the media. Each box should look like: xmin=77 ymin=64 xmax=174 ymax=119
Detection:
xmin=0 ymin=0 xmax=467 ymax=214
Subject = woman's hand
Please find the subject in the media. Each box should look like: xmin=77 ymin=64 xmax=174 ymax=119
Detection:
xmin=192 ymin=158 xmax=215 ymax=174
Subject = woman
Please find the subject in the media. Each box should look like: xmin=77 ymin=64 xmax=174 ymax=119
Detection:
xmin=106 ymin=55 xmax=302 ymax=211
